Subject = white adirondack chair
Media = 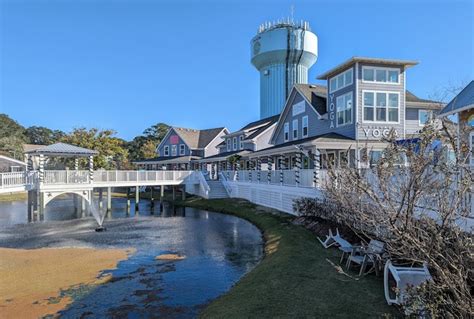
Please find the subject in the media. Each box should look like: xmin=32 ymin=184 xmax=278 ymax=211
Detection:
xmin=318 ymin=228 xmax=352 ymax=249
xmin=384 ymin=260 xmax=432 ymax=305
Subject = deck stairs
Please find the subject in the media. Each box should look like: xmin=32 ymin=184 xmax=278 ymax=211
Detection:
xmin=207 ymin=180 xmax=229 ymax=199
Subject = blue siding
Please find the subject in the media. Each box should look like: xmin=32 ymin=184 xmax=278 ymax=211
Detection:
xmin=157 ymin=128 xmax=190 ymax=157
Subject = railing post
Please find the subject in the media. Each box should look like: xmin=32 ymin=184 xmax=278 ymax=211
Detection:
xmin=89 ymin=156 xmax=94 ymax=184
xmin=295 ymin=148 xmax=302 ymax=187
xmin=313 ymin=148 xmax=321 ymax=188
xmin=267 ymin=156 xmax=272 ymax=184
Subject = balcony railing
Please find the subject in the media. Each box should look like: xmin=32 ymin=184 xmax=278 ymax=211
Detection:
xmin=221 ymin=169 xmax=324 ymax=188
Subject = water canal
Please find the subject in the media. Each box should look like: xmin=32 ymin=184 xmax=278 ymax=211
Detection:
xmin=0 ymin=195 xmax=264 ymax=318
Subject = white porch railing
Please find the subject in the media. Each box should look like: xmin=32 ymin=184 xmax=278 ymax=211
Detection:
xmin=93 ymin=170 xmax=195 ymax=184
xmin=0 ymin=171 xmax=37 ymax=189
xmin=221 ymin=169 xmax=323 ymax=188
xmin=44 ymin=170 xmax=90 ymax=184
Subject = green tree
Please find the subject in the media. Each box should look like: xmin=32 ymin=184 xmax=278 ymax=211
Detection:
xmin=25 ymin=126 xmax=65 ymax=145
xmin=127 ymin=123 xmax=169 ymax=161
xmin=61 ymin=128 xmax=129 ymax=169
xmin=143 ymin=122 xmax=169 ymax=141
xmin=0 ymin=114 xmax=26 ymax=159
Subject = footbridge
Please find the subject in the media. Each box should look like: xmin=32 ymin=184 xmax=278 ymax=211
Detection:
xmin=0 ymin=170 xmax=211 ymax=221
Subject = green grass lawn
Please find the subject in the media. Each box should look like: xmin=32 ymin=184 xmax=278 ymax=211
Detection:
xmin=174 ymin=197 xmax=398 ymax=319
xmin=0 ymin=192 xmax=27 ymax=202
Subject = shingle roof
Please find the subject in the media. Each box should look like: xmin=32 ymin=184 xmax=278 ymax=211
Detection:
xmin=438 ymin=81 xmax=474 ymax=116
xmin=173 ymin=127 xmax=225 ymax=149
xmin=253 ymin=133 xmax=353 ymax=154
xmin=24 ymin=143 xmax=98 ymax=156
xmin=239 ymin=115 xmax=279 ymax=131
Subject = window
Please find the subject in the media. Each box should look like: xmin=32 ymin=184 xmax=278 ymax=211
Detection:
xmin=292 ymin=119 xmax=298 ymax=139
xmin=362 ymin=67 xmax=399 ymax=84
xmin=302 ymin=116 xmax=309 ymax=137
xmin=171 ymin=145 xmax=177 ymax=156
xmin=233 ymin=137 xmax=237 ymax=150
xmin=179 ymin=144 xmax=185 ymax=155
xmin=164 ymin=146 xmax=169 ymax=156
xmin=363 ymin=91 xmax=399 ymax=123
xmin=419 ymin=110 xmax=432 ymax=126
xmin=369 ymin=150 xmax=383 ymax=167
xmin=239 ymin=135 xmax=243 ymax=149
xmin=336 ymin=92 xmax=353 ymax=126
xmin=284 ymin=122 xmax=289 ymax=141
xmin=329 ymin=68 xmax=353 ymax=93
xmin=226 ymin=138 xmax=231 ymax=152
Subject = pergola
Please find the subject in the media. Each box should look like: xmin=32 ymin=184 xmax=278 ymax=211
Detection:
xmin=25 ymin=142 xmax=98 ymax=183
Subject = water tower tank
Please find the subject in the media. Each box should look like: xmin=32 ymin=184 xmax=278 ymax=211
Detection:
xmin=251 ymin=20 xmax=318 ymax=119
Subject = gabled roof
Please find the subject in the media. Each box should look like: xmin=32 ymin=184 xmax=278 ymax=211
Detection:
xmin=438 ymin=81 xmax=474 ymax=117
xmin=24 ymin=143 xmax=98 ymax=157
xmin=239 ymin=115 xmax=279 ymax=131
xmin=294 ymin=84 xmax=328 ymax=115
xmin=172 ymin=127 xmax=226 ymax=149
xmin=317 ymin=56 xmax=418 ymax=80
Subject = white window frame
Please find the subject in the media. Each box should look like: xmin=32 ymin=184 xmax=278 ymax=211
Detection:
xmin=164 ymin=145 xmax=169 ymax=156
xmin=171 ymin=145 xmax=177 ymax=156
xmin=336 ymin=91 xmax=353 ymax=127
xmin=179 ymin=144 xmax=185 ymax=155
xmin=362 ymin=66 xmax=400 ymax=85
xmin=239 ymin=135 xmax=243 ymax=149
xmin=292 ymin=119 xmax=298 ymax=140
xmin=329 ymin=67 xmax=353 ymax=93
xmin=418 ymin=109 xmax=432 ymax=126
xmin=362 ymin=90 xmax=400 ymax=124
xmin=284 ymin=122 xmax=289 ymax=142
xmin=233 ymin=137 xmax=237 ymax=151
xmin=226 ymin=138 xmax=231 ymax=152
xmin=302 ymin=116 xmax=309 ymax=138
xmin=470 ymin=132 xmax=474 ymax=166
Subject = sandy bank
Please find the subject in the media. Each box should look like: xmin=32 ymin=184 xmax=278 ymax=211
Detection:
xmin=0 ymin=247 xmax=134 ymax=319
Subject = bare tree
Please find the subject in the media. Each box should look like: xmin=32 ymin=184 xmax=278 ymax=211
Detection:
xmin=297 ymin=120 xmax=473 ymax=317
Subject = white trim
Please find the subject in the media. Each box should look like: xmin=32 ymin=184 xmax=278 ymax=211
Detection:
xmin=0 ymin=155 xmax=27 ymax=166
xmin=418 ymin=109 xmax=432 ymax=126
xmin=179 ymin=144 xmax=185 ymax=156
xmin=226 ymin=138 xmax=232 ymax=152
xmin=204 ymin=128 xmax=229 ymax=150
xmin=163 ymin=145 xmax=170 ymax=157
xmin=362 ymin=90 xmax=401 ymax=124
xmin=302 ymin=115 xmax=309 ymax=138
xmin=329 ymin=67 xmax=354 ymax=94
xmin=361 ymin=66 xmax=400 ymax=85
xmin=233 ymin=137 xmax=237 ymax=151
xmin=239 ymin=135 xmax=244 ymax=149
xmin=336 ymin=91 xmax=353 ymax=127
xmin=155 ymin=128 xmax=174 ymax=154
xmin=438 ymin=103 xmax=474 ymax=117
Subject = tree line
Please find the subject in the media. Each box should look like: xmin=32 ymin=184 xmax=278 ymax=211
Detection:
xmin=0 ymin=113 xmax=169 ymax=169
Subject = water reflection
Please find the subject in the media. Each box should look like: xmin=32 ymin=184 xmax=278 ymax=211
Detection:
xmin=0 ymin=196 xmax=264 ymax=318
xmin=0 ymin=195 xmax=189 ymax=227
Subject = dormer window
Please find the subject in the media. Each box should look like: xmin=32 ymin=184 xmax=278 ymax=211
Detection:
xmin=163 ymin=146 xmax=169 ymax=156
xmin=302 ymin=116 xmax=309 ymax=137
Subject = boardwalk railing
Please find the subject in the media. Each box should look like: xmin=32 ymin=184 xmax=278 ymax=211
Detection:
xmin=221 ymin=169 xmax=322 ymax=188
xmin=0 ymin=170 xmax=198 ymax=191
xmin=0 ymin=171 xmax=37 ymax=189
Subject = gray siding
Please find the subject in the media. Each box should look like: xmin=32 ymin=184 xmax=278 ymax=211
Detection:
xmin=204 ymin=130 xmax=226 ymax=157
xmin=273 ymin=90 xmax=327 ymax=145
xmin=254 ymin=124 xmax=275 ymax=151
xmin=157 ymin=128 xmax=190 ymax=157
xmin=356 ymin=63 xmax=406 ymax=141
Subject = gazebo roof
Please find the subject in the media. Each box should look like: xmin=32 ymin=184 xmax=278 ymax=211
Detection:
xmin=25 ymin=143 xmax=98 ymax=157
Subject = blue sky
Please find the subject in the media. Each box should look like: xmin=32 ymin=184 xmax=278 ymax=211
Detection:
xmin=0 ymin=0 xmax=472 ymax=140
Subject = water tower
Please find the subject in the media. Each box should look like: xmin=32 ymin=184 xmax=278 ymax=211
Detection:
xmin=251 ymin=19 xmax=318 ymax=119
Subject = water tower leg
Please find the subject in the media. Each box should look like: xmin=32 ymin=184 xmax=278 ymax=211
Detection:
xmin=135 ymin=187 xmax=139 ymax=213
